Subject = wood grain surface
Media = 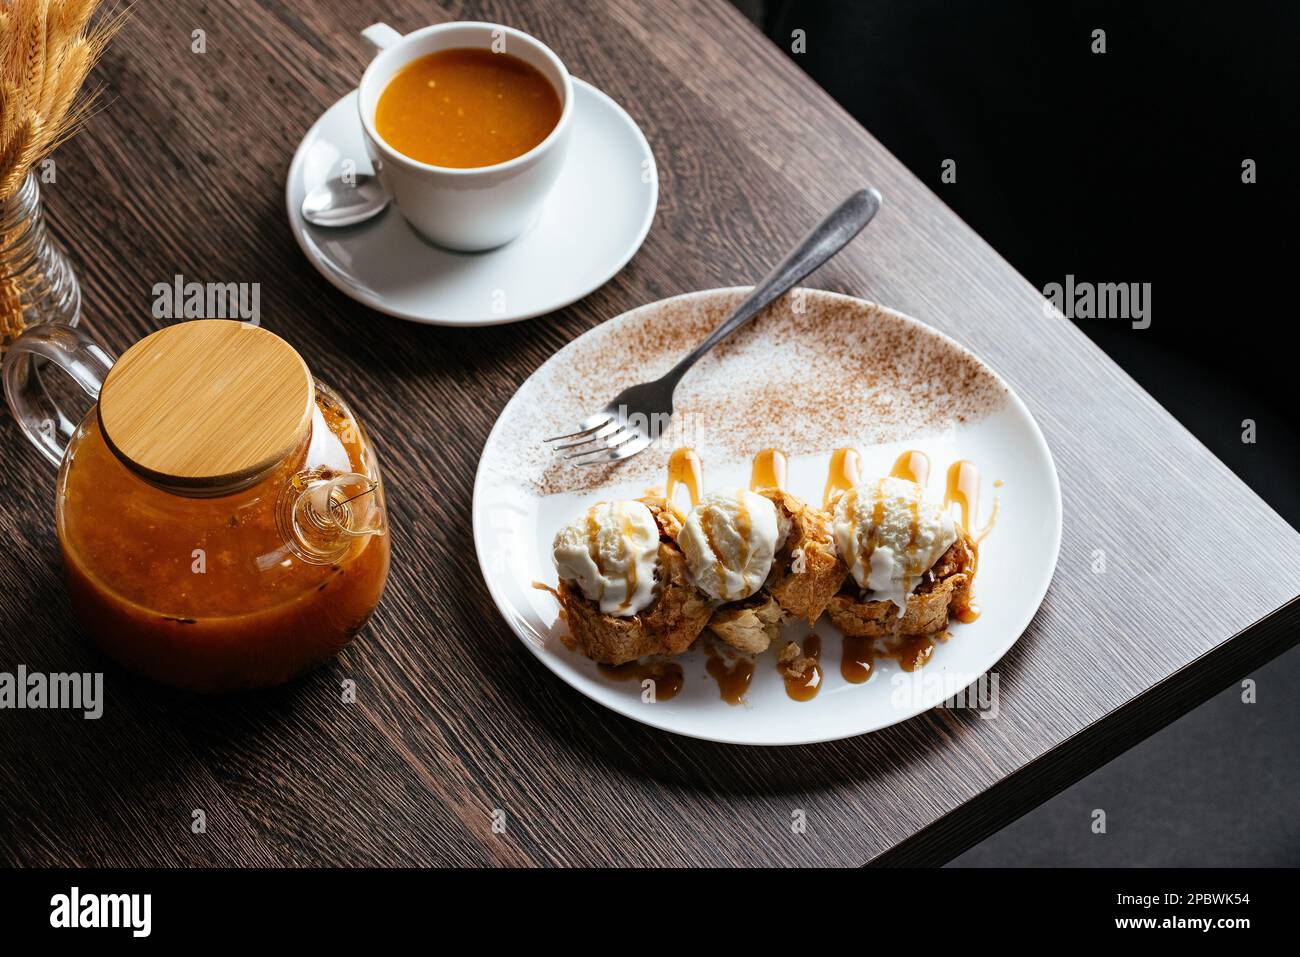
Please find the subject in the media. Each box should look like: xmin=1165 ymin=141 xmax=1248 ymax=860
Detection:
xmin=1 ymin=0 xmax=1298 ymax=867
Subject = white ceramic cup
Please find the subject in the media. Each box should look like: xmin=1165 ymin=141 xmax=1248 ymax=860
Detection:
xmin=358 ymin=21 xmax=574 ymax=251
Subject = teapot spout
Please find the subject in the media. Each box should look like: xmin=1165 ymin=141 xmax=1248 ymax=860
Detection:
xmin=279 ymin=469 xmax=385 ymax=564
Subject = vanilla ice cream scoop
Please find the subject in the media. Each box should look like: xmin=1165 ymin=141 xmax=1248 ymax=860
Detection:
xmin=678 ymin=490 xmax=785 ymax=602
xmin=833 ymin=476 xmax=957 ymax=615
xmin=553 ymin=500 xmax=661 ymax=616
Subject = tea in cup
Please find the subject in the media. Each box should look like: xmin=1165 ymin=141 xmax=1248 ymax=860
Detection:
xmin=358 ymin=21 xmax=573 ymax=251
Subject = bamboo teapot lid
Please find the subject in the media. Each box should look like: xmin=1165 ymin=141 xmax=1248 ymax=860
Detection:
xmin=97 ymin=320 xmax=315 ymax=495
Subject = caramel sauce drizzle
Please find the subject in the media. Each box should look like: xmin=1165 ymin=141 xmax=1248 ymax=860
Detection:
xmin=901 ymin=480 xmax=923 ymax=599
xmin=734 ymin=489 xmax=752 ymax=598
xmin=975 ymin=497 xmax=999 ymax=544
xmin=839 ymin=488 xmax=860 ymax=578
xmin=584 ymin=504 xmax=606 ymax=603
xmin=945 ymin=457 xmax=998 ymax=544
xmin=700 ymin=507 xmax=730 ymax=600
xmin=944 ymin=459 xmax=980 ymax=533
xmin=944 ymin=459 xmax=995 ymax=622
xmin=870 ymin=477 xmax=886 ymax=528
xmin=862 ymin=477 xmax=887 ymax=580
xmin=750 ymin=448 xmax=788 ymax=491
xmin=666 ymin=447 xmax=703 ymax=507
xmin=706 ymin=647 xmax=756 ymax=704
xmin=890 ymin=449 xmax=931 ymax=487
xmin=822 ymin=447 xmax=861 ymax=507
xmin=782 ymin=634 xmax=823 ymax=702
xmin=617 ymin=511 xmax=637 ymax=613
xmin=598 ymin=660 xmax=684 ymax=700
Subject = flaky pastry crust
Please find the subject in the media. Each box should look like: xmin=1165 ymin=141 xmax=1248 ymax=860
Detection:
xmin=756 ymin=487 xmax=847 ymax=624
xmin=709 ymin=593 xmax=784 ymax=654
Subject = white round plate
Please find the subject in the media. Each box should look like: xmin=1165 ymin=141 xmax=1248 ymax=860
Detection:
xmin=285 ymin=79 xmax=657 ymax=326
xmin=473 ymin=288 xmax=1062 ymax=745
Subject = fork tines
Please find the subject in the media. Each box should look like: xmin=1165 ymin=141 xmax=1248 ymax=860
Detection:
xmin=543 ymin=410 xmax=653 ymax=466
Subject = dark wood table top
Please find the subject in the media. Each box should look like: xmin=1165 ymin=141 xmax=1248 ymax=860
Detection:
xmin=2 ymin=0 xmax=1298 ymax=867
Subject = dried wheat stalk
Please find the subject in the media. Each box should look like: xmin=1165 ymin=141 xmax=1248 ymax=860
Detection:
xmin=1 ymin=0 xmax=121 ymax=344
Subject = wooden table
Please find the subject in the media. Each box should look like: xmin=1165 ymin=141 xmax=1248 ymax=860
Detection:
xmin=2 ymin=0 xmax=1298 ymax=867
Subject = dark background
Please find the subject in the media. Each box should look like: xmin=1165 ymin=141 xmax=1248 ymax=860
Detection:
xmin=734 ymin=0 xmax=1300 ymax=865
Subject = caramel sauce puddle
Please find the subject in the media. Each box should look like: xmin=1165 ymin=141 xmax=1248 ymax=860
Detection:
xmin=782 ymin=634 xmax=823 ymax=702
xmin=706 ymin=647 xmax=756 ymax=705
xmin=839 ymin=633 xmax=936 ymax=682
xmin=598 ymin=660 xmax=684 ymax=700
xmin=840 ymin=635 xmax=874 ymax=684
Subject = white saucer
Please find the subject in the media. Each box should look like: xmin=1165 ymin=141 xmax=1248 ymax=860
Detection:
xmin=285 ymin=79 xmax=657 ymax=326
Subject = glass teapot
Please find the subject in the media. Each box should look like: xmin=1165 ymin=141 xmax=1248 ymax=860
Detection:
xmin=2 ymin=319 xmax=389 ymax=692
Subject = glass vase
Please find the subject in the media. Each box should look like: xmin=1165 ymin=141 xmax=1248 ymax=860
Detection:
xmin=0 ymin=172 xmax=81 ymax=354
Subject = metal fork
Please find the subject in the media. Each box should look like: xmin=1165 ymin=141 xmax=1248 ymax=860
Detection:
xmin=546 ymin=187 xmax=883 ymax=466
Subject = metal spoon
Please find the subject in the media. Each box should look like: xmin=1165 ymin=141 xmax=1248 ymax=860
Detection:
xmin=301 ymin=174 xmax=389 ymax=227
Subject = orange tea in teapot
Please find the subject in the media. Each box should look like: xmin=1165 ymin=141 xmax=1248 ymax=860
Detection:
xmin=7 ymin=319 xmax=390 ymax=692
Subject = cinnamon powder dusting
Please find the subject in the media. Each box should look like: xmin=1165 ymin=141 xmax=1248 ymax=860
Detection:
xmin=484 ymin=289 xmax=1008 ymax=496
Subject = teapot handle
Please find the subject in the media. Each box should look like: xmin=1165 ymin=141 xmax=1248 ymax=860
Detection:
xmin=2 ymin=322 xmax=114 ymax=467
